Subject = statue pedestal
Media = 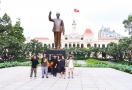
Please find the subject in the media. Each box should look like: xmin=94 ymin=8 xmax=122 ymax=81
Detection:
xmin=45 ymin=49 xmax=66 ymax=73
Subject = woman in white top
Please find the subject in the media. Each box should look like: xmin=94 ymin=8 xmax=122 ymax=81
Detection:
xmin=67 ymin=55 xmax=74 ymax=79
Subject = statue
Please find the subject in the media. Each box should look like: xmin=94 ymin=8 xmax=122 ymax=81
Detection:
xmin=48 ymin=11 xmax=65 ymax=49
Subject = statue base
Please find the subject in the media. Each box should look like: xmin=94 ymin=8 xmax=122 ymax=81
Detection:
xmin=45 ymin=49 xmax=66 ymax=73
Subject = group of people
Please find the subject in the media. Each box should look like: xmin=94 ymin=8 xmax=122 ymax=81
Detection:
xmin=30 ymin=53 xmax=74 ymax=79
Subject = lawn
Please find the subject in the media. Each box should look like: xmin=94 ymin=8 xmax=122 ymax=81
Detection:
xmin=85 ymin=59 xmax=108 ymax=65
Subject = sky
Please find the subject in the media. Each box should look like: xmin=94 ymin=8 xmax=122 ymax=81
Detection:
xmin=0 ymin=0 xmax=132 ymax=40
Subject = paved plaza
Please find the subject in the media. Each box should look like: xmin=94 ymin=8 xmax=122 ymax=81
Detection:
xmin=0 ymin=66 xmax=132 ymax=90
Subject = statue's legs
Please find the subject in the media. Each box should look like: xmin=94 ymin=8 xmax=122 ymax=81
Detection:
xmin=54 ymin=32 xmax=61 ymax=49
xmin=54 ymin=32 xmax=57 ymax=49
xmin=57 ymin=32 xmax=61 ymax=49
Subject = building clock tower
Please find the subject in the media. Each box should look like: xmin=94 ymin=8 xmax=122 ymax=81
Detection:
xmin=71 ymin=19 xmax=78 ymax=39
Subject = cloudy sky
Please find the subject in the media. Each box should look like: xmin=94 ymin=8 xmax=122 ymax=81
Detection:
xmin=0 ymin=0 xmax=132 ymax=40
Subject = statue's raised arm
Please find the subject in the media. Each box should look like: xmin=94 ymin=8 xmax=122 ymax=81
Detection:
xmin=48 ymin=11 xmax=54 ymax=22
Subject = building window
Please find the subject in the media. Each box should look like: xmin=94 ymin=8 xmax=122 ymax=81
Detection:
xmin=52 ymin=43 xmax=54 ymax=48
xmin=44 ymin=44 xmax=47 ymax=47
xmin=65 ymin=44 xmax=67 ymax=48
xmin=87 ymin=44 xmax=91 ymax=48
xmin=65 ymin=37 xmax=67 ymax=40
xmin=94 ymin=44 xmax=97 ymax=47
xmin=77 ymin=44 xmax=79 ymax=47
xmin=98 ymin=44 xmax=100 ymax=48
xmin=81 ymin=44 xmax=83 ymax=48
xmin=81 ymin=37 xmax=83 ymax=40
xmin=69 ymin=44 xmax=71 ymax=48
xmin=102 ymin=44 xmax=105 ymax=48
xmin=48 ymin=44 xmax=51 ymax=48
xmin=73 ymin=44 xmax=75 ymax=47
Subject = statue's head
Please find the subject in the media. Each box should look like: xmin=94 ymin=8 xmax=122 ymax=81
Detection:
xmin=56 ymin=12 xmax=60 ymax=18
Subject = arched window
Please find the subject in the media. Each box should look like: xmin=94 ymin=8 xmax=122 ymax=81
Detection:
xmin=44 ymin=44 xmax=47 ymax=47
xmin=65 ymin=43 xmax=67 ymax=48
xmin=52 ymin=43 xmax=54 ymax=48
xmin=48 ymin=44 xmax=51 ymax=48
xmin=77 ymin=44 xmax=80 ymax=47
xmin=102 ymin=44 xmax=105 ymax=48
xmin=81 ymin=44 xmax=83 ymax=48
xmin=87 ymin=44 xmax=91 ymax=48
xmin=98 ymin=44 xmax=100 ymax=48
xmin=94 ymin=44 xmax=97 ymax=47
xmin=73 ymin=44 xmax=75 ymax=47
xmin=69 ymin=44 xmax=71 ymax=48
xmin=65 ymin=37 xmax=67 ymax=40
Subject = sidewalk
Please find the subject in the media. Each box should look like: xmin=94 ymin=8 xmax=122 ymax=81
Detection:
xmin=0 ymin=67 xmax=132 ymax=90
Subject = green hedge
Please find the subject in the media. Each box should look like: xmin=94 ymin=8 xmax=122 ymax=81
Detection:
xmin=74 ymin=55 xmax=85 ymax=60
xmin=0 ymin=61 xmax=31 ymax=68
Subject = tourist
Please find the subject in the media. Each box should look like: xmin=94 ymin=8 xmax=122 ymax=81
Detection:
xmin=30 ymin=55 xmax=39 ymax=79
xmin=41 ymin=53 xmax=49 ymax=78
xmin=51 ymin=54 xmax=58 ymax=78
xmin=67 ymin=55 xmax=74 ymax=79
xmin=58 ymin=55 xmax=66 ymax=79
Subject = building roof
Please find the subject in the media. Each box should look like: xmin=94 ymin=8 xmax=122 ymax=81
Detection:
xmin=84 ymin=29 xmax=93 ymax=34
xmin=34 ymin=37 xmax=49 ymax=40
xmin=98 ymin=38 xmax=117 ymax=40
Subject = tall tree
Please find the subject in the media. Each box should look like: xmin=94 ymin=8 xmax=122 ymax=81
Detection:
xmin=123 ymin=14 xmax=132 ymax=35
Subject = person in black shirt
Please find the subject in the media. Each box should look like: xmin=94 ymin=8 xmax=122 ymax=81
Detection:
xmin=51 ymin=54 xmax=58 ymax=78
xmin=30 ymin=55 xmax=39 ymax=79
xmin=58 ymin=55 xmax=66 ymax=79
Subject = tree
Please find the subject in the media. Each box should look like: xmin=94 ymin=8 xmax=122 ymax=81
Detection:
xmin=123 ymin=14 xmax=132 ymax=35
xmin=106 ymin=42 xmax=119 ymax=60
xmin=91 ymin=47 xmax=100 ymax=58
xmin=28 ymin=39 xmax=44 ymax=56
xmin=0 ymin=13 xmax=26 ymax=60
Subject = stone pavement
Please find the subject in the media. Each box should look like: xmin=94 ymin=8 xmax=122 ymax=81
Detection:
xmin=0 ymin=67 xmax=132 ymax=90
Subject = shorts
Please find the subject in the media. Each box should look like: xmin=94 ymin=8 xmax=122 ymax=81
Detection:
xmin=68 ymin=68 xmax=74 ymax=72
xmin=60 ymin=67 xmax=65 ymax=72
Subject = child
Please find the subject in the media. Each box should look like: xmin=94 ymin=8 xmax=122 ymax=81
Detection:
xmin=67 ymin=55 xmax=74 ymax=79
xmin=30 ymin=55 xmax=39 ymax=79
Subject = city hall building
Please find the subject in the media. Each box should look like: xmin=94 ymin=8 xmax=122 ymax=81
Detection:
xmin=26 ymin=20 xmax=123 ymax=49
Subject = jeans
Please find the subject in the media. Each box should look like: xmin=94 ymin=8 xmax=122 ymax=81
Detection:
xmin=42 ymin=66 xmax=48 ymax=77
xmin=53 ymin=67 xmax=57 ymax=77
xmin=30 ymin=67 xmax=37 ymax=77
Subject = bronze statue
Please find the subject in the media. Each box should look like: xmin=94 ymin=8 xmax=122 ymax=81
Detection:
xmin=48 ymin=11 xmax=65 ymax=49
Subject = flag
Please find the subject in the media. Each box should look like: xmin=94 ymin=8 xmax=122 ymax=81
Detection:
xmin=74 ymin=9 xmax=79 ymax=12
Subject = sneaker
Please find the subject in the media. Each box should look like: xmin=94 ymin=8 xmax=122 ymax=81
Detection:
xmin=72 ymin=76 xmax=74 ymax=79
xmin=60 ymin=76 xmax=62 ymax=78
xmin=64 ymin=77 xmax=65 ymax=79
xmin=54 ymin=77 xmax=56 ymax=79
xmin=30 ymin=77 xmax=32 ymax=79
xmin=68 ymin=76 xmax=70 ymax=79
xmin=46 ymin=76 xmax=48 ymax=78
xmin=42 ymin=76 xmax=44 ymax=78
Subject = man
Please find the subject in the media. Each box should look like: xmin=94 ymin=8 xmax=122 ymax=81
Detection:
xmin=41 ymin=53 xmax=48 ymax=78
xmin=51 ymin=54 xmax=58 ymax=78
xmin=58 ymin=55 xmax=66 ymax=79
xmin=67 ymin=55 xmax=74 ymax=79
xmin=30 ymin=55 xmax=39 ymax=79
xmin=48 ymin=11 xmax=65 ymax=49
